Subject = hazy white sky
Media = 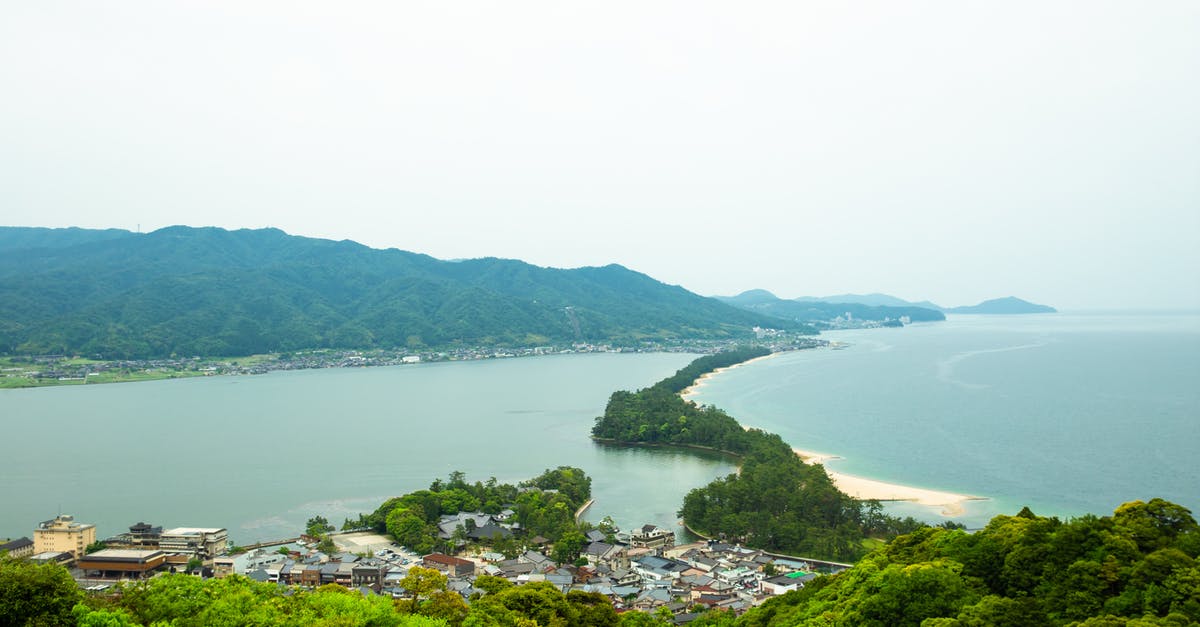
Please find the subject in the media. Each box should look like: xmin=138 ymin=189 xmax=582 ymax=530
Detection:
xmin=2 ymin=1 xmax=1197 ymax=309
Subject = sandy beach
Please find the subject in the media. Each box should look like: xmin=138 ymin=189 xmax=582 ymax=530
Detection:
xmin=684 ymin=353 xmax=983 ymax=518
xmin=680 ymin=353 xmax=777 ymax=401
xmin=794 ymin=448 xmax=982 ymax=517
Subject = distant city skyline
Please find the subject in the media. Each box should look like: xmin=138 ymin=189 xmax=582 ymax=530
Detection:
xmin=2 ymin=1 xmax=1197 ymax=310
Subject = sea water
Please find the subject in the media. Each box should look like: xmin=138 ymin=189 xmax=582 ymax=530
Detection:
xmin=0 ymin=352 xmax=736 ymax=543
xmin=690 ymin=312 xmax=1200 ymax=527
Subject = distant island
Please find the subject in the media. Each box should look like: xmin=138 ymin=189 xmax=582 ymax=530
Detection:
xmin=942 ymin=296 xmax=1057 ymax=314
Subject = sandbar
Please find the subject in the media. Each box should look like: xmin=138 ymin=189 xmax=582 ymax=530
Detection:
xmin=794 ymin=448 xmax=982 ymax=517
xmin=682 ymin=353 xmax=983 ymax=518
xmin=680 ymin=353 xmax=777 ymax=400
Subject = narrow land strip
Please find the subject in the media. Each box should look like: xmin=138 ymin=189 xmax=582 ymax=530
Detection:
xmin=679 ymin=353 xmax=778 ymax=400
xmin=681 ymin=347 xmax=986 ymax=517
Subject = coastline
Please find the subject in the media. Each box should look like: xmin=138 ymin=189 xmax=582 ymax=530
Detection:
xmin=681 ymin=347 xmax=984 ymax=519
xmin=680 ymin=353 xmax=777 ymax=401
xmin=793 ymin=448 xmax=983 ymax=517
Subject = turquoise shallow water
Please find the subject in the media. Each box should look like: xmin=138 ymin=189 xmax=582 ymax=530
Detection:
xmin=690 ymin=313 xmax=1200 ymax=527
xmin=0 ymin=353 xmax=736 ymax=543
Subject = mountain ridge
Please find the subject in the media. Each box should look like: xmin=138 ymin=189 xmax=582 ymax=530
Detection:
xmin=715 ymin=290 xmax=946 ymax=325
xmin=754 ymin=290 xmax=1056 ymax=314
xmin=0 ymin=226 xmax=804 ymax=359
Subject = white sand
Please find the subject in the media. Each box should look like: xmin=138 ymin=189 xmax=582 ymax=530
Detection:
xmin=680 ymin=353 xmax=777 ymax=401
xmin=794 ymin=448 xmax=981 ymax=517
xmin=682 ymin=353 xmax=983 ymax=518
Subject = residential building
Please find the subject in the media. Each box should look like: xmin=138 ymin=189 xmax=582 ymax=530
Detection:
xmin=352 ymin=561 xmax=389 ymax=590
xmin=213 ymin=556 xmax=237 ymax=578
xmin=0 ymin=537 xmax=35 ymax=559
xmin=630 ymin=524 xmax=674 ymax=549
xmin=423 ymin=553 xmax=475 ymax=577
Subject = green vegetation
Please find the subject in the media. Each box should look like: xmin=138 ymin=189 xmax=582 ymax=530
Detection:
xmin=592 ymin=348 xmax=774 ymax=455
xmin=0 ymin=554 xmax=82 ymax=626
xmin=306 ymin=515 xmax=335 ymax=538
xmin=0 ymin=360 xmax=208 ymax=389
xmin=731 ymin=499 xmax=1200 ymax=626
xmin=592 ymin=348 xmax=925 ymax=561
xmin=360 ymin=469 xmax=591 ymax=555
xmin=84 ymin=541 xmax=107 ymax=555
xmin=0 ymin=225 xmax=802 ymax=359
xmin=2 ymin=557 xmax=691 ymax=627
xmin=76 ymin=573 xmax=444 ymax=626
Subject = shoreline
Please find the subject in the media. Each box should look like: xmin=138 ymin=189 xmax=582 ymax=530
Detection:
xmin=793 ymin=448 xmax=984 ymax=517
xmin=680 ymin=353 xmax=777 ymax=401
xmin=680 ymin=347 xmax=984 ymax=519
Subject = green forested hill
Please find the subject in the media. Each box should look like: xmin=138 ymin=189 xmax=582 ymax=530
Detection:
xmin=0 ymin=226 xmax=801 ymax=358
xmin=730 ymin=499 xmax=1199 ymax=626
xmin=716 ymin=289 xmax=946 ymax=324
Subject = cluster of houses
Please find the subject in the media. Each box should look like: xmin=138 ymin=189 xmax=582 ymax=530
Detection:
xmin=5 ymin=513 xmax=844 ymax=623
xmin=229 ymin=521 xmax=842 ymax=624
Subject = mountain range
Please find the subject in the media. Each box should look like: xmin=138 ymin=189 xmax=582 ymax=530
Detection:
xmin=764 ymin=291 xmax=1056 ymax=315
xmin=0 ymin=226 xmax=801 ymax=359
xmin=715 ymin=290 xmax=947 ymax=325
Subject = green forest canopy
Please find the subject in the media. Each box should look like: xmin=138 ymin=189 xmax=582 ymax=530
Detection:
xmin=358 ymin=468 xmax=592 ymax=556
xmin=0 ymin=226 xmax=802 ymax=359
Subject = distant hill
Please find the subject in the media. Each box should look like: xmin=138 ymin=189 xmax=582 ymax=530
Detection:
xmin=717 ymin=290 xmax=945 ymax=324
xmin=944 ymin=296 xmax=1057 ymax=314
xmin=794 ymin=292 xmax=942 ymax=311
xmin=789 ymin=291 xmax=1056 ymax=315
xmin=0 ymin=226 xmax=803 ymax=359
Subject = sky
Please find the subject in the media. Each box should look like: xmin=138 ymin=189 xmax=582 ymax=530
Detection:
xmin=1 ymin=1 xmax=1197 ymax=309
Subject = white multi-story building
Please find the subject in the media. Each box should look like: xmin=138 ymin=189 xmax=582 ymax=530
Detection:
xmin=160 ymin=527 xmax=228 ymax=560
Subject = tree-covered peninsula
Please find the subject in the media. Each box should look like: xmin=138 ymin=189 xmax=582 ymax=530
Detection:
xmin=592 ymin=348 xmax=924 ymax=562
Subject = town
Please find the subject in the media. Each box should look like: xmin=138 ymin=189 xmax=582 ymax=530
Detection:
xmin=0 ymin=334 xmax=823 ymax=388
xmin=2 ymin=507 xmax=849 ymax=624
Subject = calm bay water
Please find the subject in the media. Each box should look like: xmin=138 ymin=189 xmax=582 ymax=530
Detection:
xmin=691 ymin=313 xmax=1200 ymax=527
xmin=7 ymin=313 xmax=1195 ymax=544
xmin=0 ymin=353 xmax=737 ymax=543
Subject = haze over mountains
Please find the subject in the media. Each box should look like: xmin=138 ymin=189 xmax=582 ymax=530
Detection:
xmin=715 ymin=290 xmax=947 ymax=326
xmin=0 ymin=226 xmax=798 ymax=359
xmin=0 ymin=226 xmax=1057 ymax=360
xmin=729 ymin=290 xmax=1057 ymax=316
